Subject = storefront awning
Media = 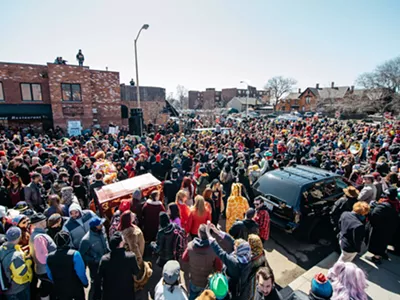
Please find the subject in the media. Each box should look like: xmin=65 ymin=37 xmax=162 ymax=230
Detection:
xmin=0 ymin=104 xmax=52 ymax=120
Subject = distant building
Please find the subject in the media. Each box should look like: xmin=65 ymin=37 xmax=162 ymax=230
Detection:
xmin=188 ymin=87 xmax=270 ymax=109
xmin=0 ymin=61 xmax=121 ymax=132
xmin=226 ymin=97 xmax=260 ymax=112
xmin=276 ymin=82 xmax=353 ymax=113
xmin=120 ymin=84 xmax=169 ymax=125
xmin=0 ymin=60 xmax=170 ymax=133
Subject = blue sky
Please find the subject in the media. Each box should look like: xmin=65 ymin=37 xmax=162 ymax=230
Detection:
xmin=1 ymin=0 xmax=399 ymax=95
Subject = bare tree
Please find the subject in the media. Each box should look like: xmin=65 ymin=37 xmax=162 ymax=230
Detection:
xmin=175 ymin=85 xmax=189 ymax=109
xmin=264 ymin=76 xmax=297 ymax=108
xmin=356 ymin=56 xmax=400 ymax=114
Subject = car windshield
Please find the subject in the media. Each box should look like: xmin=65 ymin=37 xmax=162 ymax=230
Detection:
xmin=254 ymin=175 xmax=300 ymax=208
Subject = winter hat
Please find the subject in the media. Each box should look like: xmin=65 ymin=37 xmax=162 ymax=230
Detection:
xmin=54 ymin=231 xmax=71 ymax=248
xmin=61 ymin=187 xmax=74 ymax=205
xmin=196 ymin=290 xmax=216 ymax=300
xmin=14 ymin=201 xmax=28 ymax=212
xmin=209 ymin=273 xmax=229 ymax=299
xmin=162 ymin=260 xmax=180 ymax=285
xmin=0 ymin=206 xmax=7 ymax=218
xmin=119 ymin=199 xmax=131 ymax=213
xmin=390 ymin=166 xmax=398 ymax=173
xmin=311 ymin=273 xmax=333 ymax=299
xmin=30 ymin=213 xmax=46 ymax=224
xmin=156 ymin=154 xmax=161 ymax=163
xmin=110 ymin=232 xmax=123 ymax=250
xmin=48 ymin=213 xmax=62 ymax=228
xmin=68 ymin=203 xmax=82 ymax=216
xmin=235 ymin=241 xmax=251 ymax=264
xmin=89 ymin=216 xmax=105 ymax=228
xmin=6 ymin=226 xmax=21 ymax=242
xmin=12 ymin=215 xmax=26 ymax=226
xmin=159 ymin=212 xmax=170 ymax=229
xmin=132 ymin=189 xmax=142 ymax=201
xmin=385 ymin=187 xmax=398 ymax=201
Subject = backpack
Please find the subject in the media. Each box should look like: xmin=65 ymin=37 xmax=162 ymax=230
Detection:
xmin=172 ymin=226 xmax=188 ymax=261
xmin=0 ymin=248 xmax=12 ymax=293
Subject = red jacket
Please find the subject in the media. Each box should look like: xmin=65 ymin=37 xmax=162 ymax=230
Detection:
xmin=185 ymin=209 xmax=211 ymax=235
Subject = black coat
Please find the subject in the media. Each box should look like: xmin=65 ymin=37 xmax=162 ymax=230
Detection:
xmin=163 ymin=180 xmax=180 ymax=204
xmin=369 ymin=202 xmax=399 ymax=256
xmin=339 ymin=211 xmax=365 ymax=253
xmin=152 ymin=223 xmax=178 ymax=267
xmin=95 ymin=248 xmax=139 ymax=300
xmin=229 ymin=219 xmax=259 ymax=240
xmin=0 ymin=186 xmax=11 ymax=208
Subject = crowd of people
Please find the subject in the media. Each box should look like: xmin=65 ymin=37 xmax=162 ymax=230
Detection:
xmin=0 ymin=114 xmax=399 ymax=300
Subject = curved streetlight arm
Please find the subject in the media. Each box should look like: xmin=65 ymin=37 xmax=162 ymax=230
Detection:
xmin=135 ymin=28 xmax=144 ymax=42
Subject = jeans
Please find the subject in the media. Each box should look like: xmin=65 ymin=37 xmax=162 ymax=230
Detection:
xmin=189 ymin=282 xmax=204 ymax=300
xmin=6 ymin=288 xmax=30 ymax=300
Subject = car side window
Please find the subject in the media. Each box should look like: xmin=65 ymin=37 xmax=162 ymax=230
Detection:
xmin=303 ymin=183 xmax=324 ymax=205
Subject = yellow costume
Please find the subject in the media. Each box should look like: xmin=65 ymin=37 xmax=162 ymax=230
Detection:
xmin=226 ymin=183 xmax=250 ymax=232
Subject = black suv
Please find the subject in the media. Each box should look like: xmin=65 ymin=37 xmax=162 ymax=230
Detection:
xmin=252 ymin=165 xmax=348 ymax=241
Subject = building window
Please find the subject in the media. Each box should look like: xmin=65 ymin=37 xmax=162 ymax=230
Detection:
xmin=21 ymin=83 xmax=42 ymax=101
xmin=62 ymin=83 xmax=82 ymax=101
xmin=306 ymin=96 xmax=311 ymax=104
xmin=0 ymin=82 xmax=4 ymax=101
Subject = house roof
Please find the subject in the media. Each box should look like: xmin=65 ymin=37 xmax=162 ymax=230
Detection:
xmin=317 ymin=86 xmax=349 ymax=99
xmin=300 ymin=86 xmax=349 ymax=99
xmin=229 ymin=97 xmax=259 ymax=106
xmin=282 ymin=92 xmax=301 ymax=100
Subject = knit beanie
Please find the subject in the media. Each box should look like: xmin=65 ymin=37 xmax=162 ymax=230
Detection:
xmin=54 ymin=231 xmax=71 ymax=248
xmin=209 ymin=273 xmax=229 ymax=300
xmin=311 ymin=273 xmax=333 ymax=299
xmin=235 ymin=241 xmax=251 ymax=264
xmin=159 ymin=212 xmax=170 ymax=229
xmin=48 ymin=213 xmax=62 ymax=228
xmin=119 ymin=200 xmax=131 ymax=213
xmin=12 ymin=215 xmax=26 ymax=226
xmin=61 ymin=187 xmax=74 ymax=205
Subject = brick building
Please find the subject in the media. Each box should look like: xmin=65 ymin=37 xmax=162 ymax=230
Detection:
xmin=276 ymin=83 xmax=352 ymax=113
xmin=0 ymin=61 xmax=121 ymax=132
xmin=120 ymin=84 xmax=169 ymax=126
xmin=188 ymin=87 xmax=269 ymax=109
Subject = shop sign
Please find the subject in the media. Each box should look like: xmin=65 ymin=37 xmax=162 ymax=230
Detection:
xmin=0 ymin=115 xmax=47 ymax=121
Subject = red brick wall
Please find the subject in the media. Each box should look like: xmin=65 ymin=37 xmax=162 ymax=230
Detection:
xmin=89 ymin=70 xmax=121 ymax=128
xmin=0 ymin=62 xmax=51 ymax=104
xmin=299 ymin=89 xmax=318 ymax=112
xmin=47 ymin=64 xmax=122 ymax=130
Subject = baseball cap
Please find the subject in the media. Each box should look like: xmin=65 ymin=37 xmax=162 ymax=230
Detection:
xmin=162 ymin=260 xmax=180 ymax=285
xmin=6 ymin=226 xmax=21 ymax=242
xmin=89 ymin=216 xmax=105 ymax=228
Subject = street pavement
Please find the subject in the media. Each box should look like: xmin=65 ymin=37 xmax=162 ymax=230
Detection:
xmin=266 ymin=226 xmax=333 ymax=287
xmin=285 ymin=251 xmax=400 ymax=299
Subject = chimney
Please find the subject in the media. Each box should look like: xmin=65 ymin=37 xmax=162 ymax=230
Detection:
xmin=331 ymin=82 xmax=335 ymax=88
xmin=316 ymin=83 xmax=319 ymax=89
xmin=351 ymin=85 xmax=354 ymax=92
xmin=298 ymin=88 xmax=301 ymax=94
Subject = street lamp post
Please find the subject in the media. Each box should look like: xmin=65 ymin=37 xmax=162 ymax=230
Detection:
xmin=134 ymin=24 xmax=149 ymax=109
